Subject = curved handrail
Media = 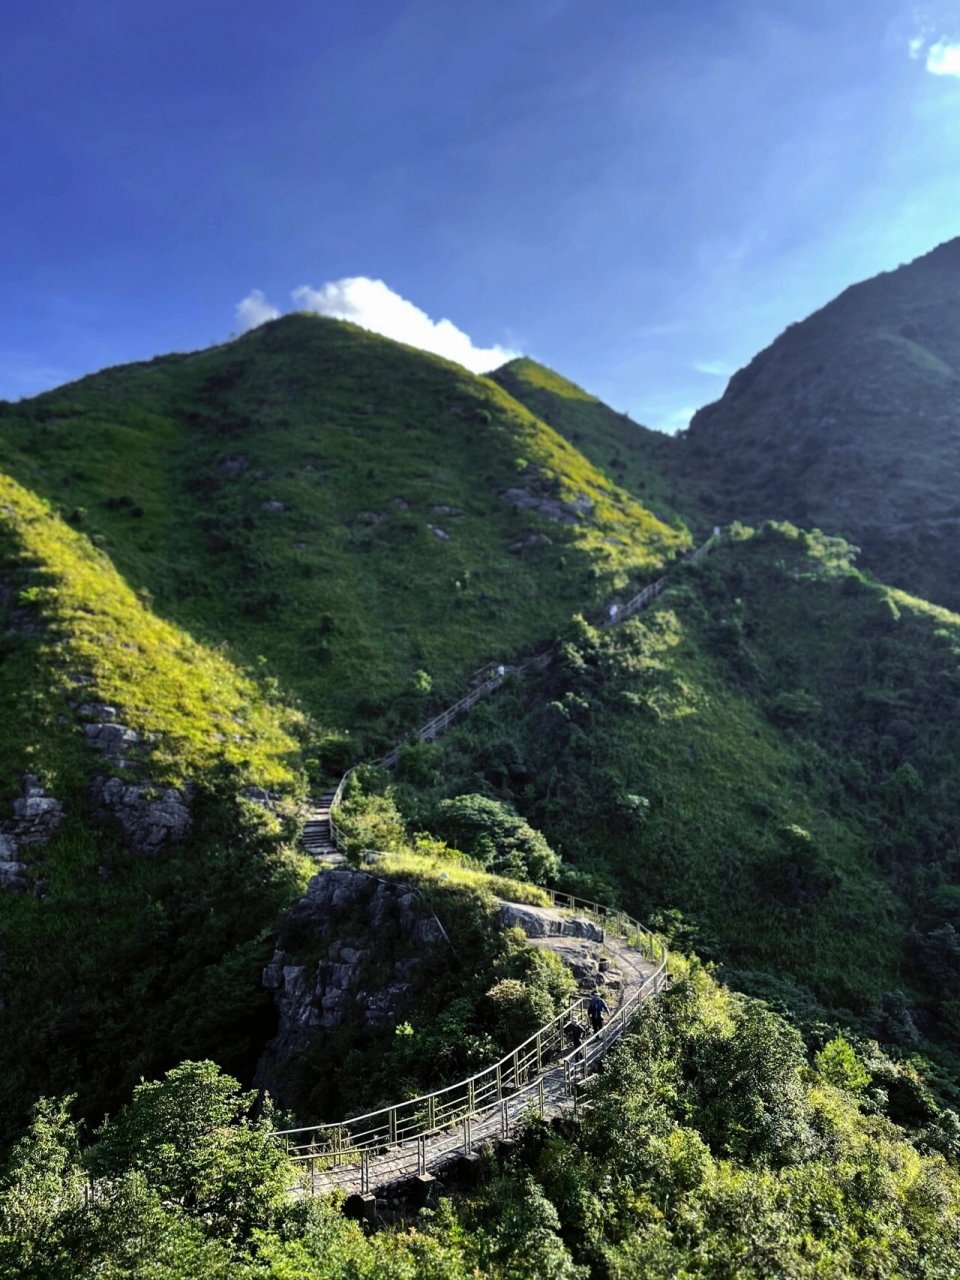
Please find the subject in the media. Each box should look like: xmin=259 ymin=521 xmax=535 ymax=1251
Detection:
xmin=285 ymin=533 xmax=719 ymax=1177
xmin=329 ymin=531 xmax=720 ymax=830
xmin=273 ymin=893 xmax=667 ymax=1166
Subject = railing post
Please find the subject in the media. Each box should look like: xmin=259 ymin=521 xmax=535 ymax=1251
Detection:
xmin=427 ymin=1096 xmax=436 ymax=1131
xmin=535 ymin=1029 xmax=542 ymax=1073
xmin=310 ymin=1157 xmax=316 ymax=1195
xmin=418 ymin=1134 xmax=426 ymax=1176
xmin=388 ymin=1107 xmax=397 ymax=1146
xmin=496 ymin=1063 xmax=502 ymax=1099
xmin=468 ymin=1080 xmax=476 ymax=1113
xmin=512 ymin=1048 xmax=521 ymax=1086
xmin=333 ymin=1126 xmax=342 ymax=1167
xmin=538 ymin=1078 xmax=545 ymax=1116
xmin=500 ymin=1099 xmax=509 ymax=1138
xmin=361 ymin=1151 xmax=369 ymax=1195
xmin=462 ymin=1115 xmax=472 ymax=1155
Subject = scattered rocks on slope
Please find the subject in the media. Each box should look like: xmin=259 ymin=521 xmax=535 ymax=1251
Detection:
xmin=90 ymin=776 xmax=192 ymax=855
xmin=83 ymin=722 xmax=144 ymax=759
xmin=427 ymin=524 xmax=451 ymax=540
xmin=509 ymin=532 xmax=550 ymax=554
xmin=218 ymin=454 xmax=250 ymax=477
xmin=255 ymin=870 xmax=446 ymax=1108
xmin=0 ymin=775 xmax=65 ymax=892
xmin=262 ymin=499 xmax=286 ymax=513
xmin=499 ymin=487 xmax=594 ymax=525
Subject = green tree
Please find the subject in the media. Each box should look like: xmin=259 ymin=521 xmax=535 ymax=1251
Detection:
xmin=89 ymin=1061 xmax=288 ymax=1242
xmin=430 ymin=794 xmax=559 ymax=883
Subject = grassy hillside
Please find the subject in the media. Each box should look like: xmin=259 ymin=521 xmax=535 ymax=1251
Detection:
xmin=490 ymin=356 xmax=691 ymax=532
xmin=392 ymin=522 xmax=960 ymax=1088
xmin=0 ymin=317 xmax=687 ymax=766
xmin=677 ymin=237 xmax=960 ymax=610
xmin=0 ymin=470 xmax=305 ymax=798
xmin=0 ymin=317 xmax=689 ymax=1140
xmin=0 ymin=470 xmax=318 ymax=1140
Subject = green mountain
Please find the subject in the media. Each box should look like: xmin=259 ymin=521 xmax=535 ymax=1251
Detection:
xmin=399 ymin=522 xmax=960 ymax=1078
xmin=0 ymin=315 xmax=686 ymax=753
xmin=677 ymin=238 xmax=960 ymax=611
xmin=490 ymin=357 xmax=688 ymax=531
xmin=6 ymin=294 xmax=960 ymax=1275
xmin=0 ymin=315 xmax=688 ymax=1136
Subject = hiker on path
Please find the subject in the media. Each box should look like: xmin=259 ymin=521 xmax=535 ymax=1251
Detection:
xmin=564 ymin=1020 xmax=586 ymax=1049
xmin=608 ymin=603 xmax=619 ymax=623
xmin=496 ymin=664 xmax=506 ymax=678
xmin=588 ymin=993 xmax=609 ymax=1034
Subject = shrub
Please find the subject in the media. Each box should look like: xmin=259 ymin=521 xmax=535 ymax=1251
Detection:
xmin=429 ymin=794 xmax=560 ymax=884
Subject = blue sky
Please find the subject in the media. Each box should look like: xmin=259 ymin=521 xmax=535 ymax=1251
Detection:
xmin=3 ymin=0 xmax=960 ymax=430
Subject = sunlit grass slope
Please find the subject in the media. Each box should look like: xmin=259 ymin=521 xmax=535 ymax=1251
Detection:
xmin=398 ymin=523 xmax=960 ymax=1080
xmin=0 ymin=471 xmax=304 ymax=800
xmin=490 ymin=356 xmax=694 ymax=532
xmin=0 ymin=317 xmax=688 ymax=758
xmin=0 ymin=475 xmax=314 ymax=1138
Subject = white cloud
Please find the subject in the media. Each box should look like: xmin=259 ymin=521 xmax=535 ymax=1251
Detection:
xmin=235 ymin=289 xmax=281 ymax=331
xmin=654 ymin=405 xmax=699 ymax=435
xmin=909 ymin=34 xmax=927 ymax=58
xmin=926 ymin=39 xmax=960 ymax=76
xmin=290 ymin=277 xmax=519 ymax=373
xmin=694 ymin=358 xmax=735 ymax=377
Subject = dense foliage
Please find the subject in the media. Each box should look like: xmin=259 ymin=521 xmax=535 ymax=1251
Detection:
xmin=5 ymin=973 xmax=959 ymax=1279
xmin=399 ymin=524 xmax=960 ymax=1090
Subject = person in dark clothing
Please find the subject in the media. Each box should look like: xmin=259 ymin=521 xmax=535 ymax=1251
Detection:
xmin=564 ymin=1020 xmax=586 ymax=1049
xmin=588 ymin=993 xmax=609 ymax=1035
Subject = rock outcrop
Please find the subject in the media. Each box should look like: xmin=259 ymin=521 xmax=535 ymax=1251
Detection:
xmin=90 ymin=776 xmax=192 ymax=855
xmin=500 ymin=487 xmax=594 ymax=525
xmin=496 ymin=900 xmax=604 ymax=942
xmin=255 ymin=870 xmax=447 ymax=1108
xmin=0 ymin=774 xmax=64 ymax=891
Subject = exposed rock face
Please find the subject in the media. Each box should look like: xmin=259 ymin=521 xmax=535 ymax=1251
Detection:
xmin=255 ymin=870 xmax=446 ymax=1108
xmin=218 ymin=453 xmax=250 ymax=477
xmin=500 ymin=487 xmax=594 ymax=525
xmin=497 ymin=900 xmax=604 ymax=943
xmin=90 ymin=776 xmax=192 ymax=855
xmin=0 ymin=774 xmax=64 ymax=891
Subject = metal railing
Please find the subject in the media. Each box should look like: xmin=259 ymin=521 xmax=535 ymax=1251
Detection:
xmin=327 ymin=532 xmax=719 ymax=848
xmin=288 ymin=534 xmax=718 ymax=1184
xmin=272 ymin=893 xmax=668 ymax=1181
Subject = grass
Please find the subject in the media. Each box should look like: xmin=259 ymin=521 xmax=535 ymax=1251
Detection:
xmin=392 ymin=523 xmax=960 ymax=1086
xmin=0 ymin=317 xmax=688 ymax=759
xmin=0 ymin=471 xmax=305 ymax=796
xmin=491 ymin=356 xmax=693 ymax=534
xmin=373 ymin=847 xmax=552 ymax=907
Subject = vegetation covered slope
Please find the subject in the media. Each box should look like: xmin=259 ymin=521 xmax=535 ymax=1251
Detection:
xmin=491 ymin=357 xmax=689 ymax=532
xmin=0 ymin=315 xmax=690 ymax=1142
xmin=395 ymin=523 xmax=960 ymax=1087
xmin=677 ymin=237 xmax=960 ymax=610
xmin=8 ymin=971 xmax=960 ymax=1279
xmin=0 ymin=316 xmax=687 ymax=762
xmin=0 ymin=472 xmax=314 ymax=1139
